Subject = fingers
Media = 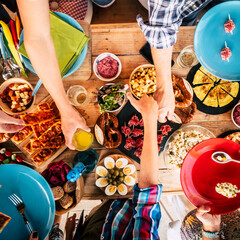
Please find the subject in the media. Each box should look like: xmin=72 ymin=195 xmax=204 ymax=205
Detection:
xmin=65 ymin=136 xmax=75 ymax=150
xmin=0 ymin=123 xmax=25 ymax=133
xmin=0 ymin=111 xmax=25 ymax=125
xmin=29 ymin=231 xmax=39 ymax=240
xmin=197 ymin=205 xmax=211 ymax=215
xmin=167 ymin=109 xmax=174 ymax=121
xmin=127 ymin=92 xmax=139 ymax=108
xmin=158 ymin=108 xmax=168 ymax=123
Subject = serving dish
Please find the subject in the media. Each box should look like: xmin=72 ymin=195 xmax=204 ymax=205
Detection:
xmin=164 ymin=125 xmax=215 ymax=169
xmin=93 ymin=52 xmax=122 ymax=81
xmin=0 ymin=78 xmax=35 ymax=115
xmin=95 ymin=154 xmax=137 ymax=196
xmin=180 ymin=138 xmax=240 ymax=214
xmin=194 ymin=1 xmax=240 ymax=80
xmin=0 ymin=164 xmax=55 ymax=239
xmin=231 ymin=102 xmax=240 ymax=128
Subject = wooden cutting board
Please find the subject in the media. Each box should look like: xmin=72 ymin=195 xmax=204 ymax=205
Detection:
xmin=10 ymin=95 xmax=67 ymax=171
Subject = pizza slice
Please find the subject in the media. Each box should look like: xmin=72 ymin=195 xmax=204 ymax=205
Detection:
xmin=42 ymin=135 xmax=64 ymax=149
xmin=193 ymin=83 xmax=213 ymax=101
xmin=21 ymin=109 xmax=55 ymax=125
xmin=37 ymin=103 xmax=50 ymax=111
xmin=218 ymin=79 xmax=231 ymax=84
xmin=31 ymin=148 xmax=53 ymax=166
xmin=32 ymin=119 xmax=56 ymax=138
xmin=220 ymin=82 xmax=239 ymax=98
xmin=39 ymin=122 xmax=62 ymax=143
xmin=49 ymin=101 xmax=60 ymax=118
xmin=11 ymin=126 xmax=33 ymax=143
xmin=0 ymin=212 xmax=11 ymax=233
xmin=199 ymin=66 xmax=220 ymax=82
xmin=217 ymin=86 xmax=233 ymax=107
xmin=193 ymin=70 xmax=214 ymax=85
xmin=203 ymin=86 xmax=218 ymax=107
xmin=23 ymin=138 xmax=43 ymax=154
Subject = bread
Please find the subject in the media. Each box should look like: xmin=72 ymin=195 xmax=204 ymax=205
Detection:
xmin=63 ymin=181 xmax=76 ymax=193
xmin=59 ymin=194 xmax=73 ymax=209
xmin=52 ymin=186 xmax=64 ymax=200
xmin=0 ymin=212 xmax=11 ymax=233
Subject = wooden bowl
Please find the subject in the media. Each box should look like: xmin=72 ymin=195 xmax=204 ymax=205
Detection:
xmin=129 ymin=64 xmax=155 ymax=100
xmin=95 ymin=154 xmax=137 ymax=196
xmin=0 ymin=78 xmax=36 ymax=115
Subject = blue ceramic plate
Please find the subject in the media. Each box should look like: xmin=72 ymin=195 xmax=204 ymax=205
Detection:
xmin=19 ymin=12 xmax=88 ymax=78
xmin=0 ymin=165 xmax=55 ymax=240
xmin=194 ymin=1 xmax=240 ymax=81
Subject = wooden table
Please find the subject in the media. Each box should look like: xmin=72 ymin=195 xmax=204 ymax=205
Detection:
xmin=2 ymin=23 xmax=238 ymax=199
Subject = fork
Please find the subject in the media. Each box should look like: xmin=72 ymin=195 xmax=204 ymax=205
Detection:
xmin=8 ymin=193 xmax=33 ymax=235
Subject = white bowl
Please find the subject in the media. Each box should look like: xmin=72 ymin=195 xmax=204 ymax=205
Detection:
xmin=93 ymin=53 xmax=122 ymax=81
xmin=163 ymin=125 xmax=216 ymax=169
xmin=98 ymin=83 xmax=126 ymax=112
xmin=0 ymin=78 xmax=35 ymax=115
xmin=231 ymin=102 xmax=240 ymax=128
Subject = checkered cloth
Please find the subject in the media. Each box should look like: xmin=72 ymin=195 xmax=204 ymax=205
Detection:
xmin=49 ymin=0 xmax=88 ymax=20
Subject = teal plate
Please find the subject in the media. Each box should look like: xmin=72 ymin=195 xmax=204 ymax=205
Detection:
xmin=194 ymin=1 xmax=240 ymax=81
xmin=0 ymin=165 xmax=55 ymax=240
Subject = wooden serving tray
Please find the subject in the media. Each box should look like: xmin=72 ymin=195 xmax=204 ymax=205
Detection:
xmin=95 ymin=154 xmax=137 ymax=197
xmin=10 ymin=95 xmax=67 ymax=171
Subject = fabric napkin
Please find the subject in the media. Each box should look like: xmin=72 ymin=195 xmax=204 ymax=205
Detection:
xmin=18 ymin=12 xmax=90 ymax=77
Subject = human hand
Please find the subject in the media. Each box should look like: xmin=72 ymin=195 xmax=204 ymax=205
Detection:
xmin=29 ymin=231 xmax=38 ymax=240
xmin=127 ymin=92 xmax=158 ymax=122
xmin=65 ymin=213 xmax=76 ymax=240
xmin=61 ymin=107 xmax=90 ymax=150
xmin=153 ymin=86 xmax=175 ymax=123
xmin=196 ymin=206 xmax=221 ymax=232
xmin=0 ymin=111 xmax=25 ymax=133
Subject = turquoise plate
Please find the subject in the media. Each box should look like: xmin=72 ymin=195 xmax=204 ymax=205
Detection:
xmin=0 ymin=165 xmax=55 ymax=240
xmin=194 ymin=1 xmax=240 ymax=81
xmin=19 ymin=12 xmax=88 ymax=78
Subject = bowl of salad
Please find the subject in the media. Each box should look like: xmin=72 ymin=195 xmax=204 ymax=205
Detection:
xmin=164 ymin=125 xmax=215 ymax=169
xmin=94 ymin=82 xmax=127 ymax=113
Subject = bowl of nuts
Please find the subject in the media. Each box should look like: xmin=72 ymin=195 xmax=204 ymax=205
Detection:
xmin=129 ymin=64 xmax=156 ymax=99
xmin=0 ymin=78 xmax=35 ymax=115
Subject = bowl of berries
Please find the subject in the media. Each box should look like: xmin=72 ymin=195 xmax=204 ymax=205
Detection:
xmin=232 ymin=103 xmax=240 ymax=128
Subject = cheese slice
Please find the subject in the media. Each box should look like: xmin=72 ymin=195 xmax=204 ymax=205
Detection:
xmin=193 ymin=70 xmax=213 ymax=85
xmin=220 ymin=82 xmax=239 ymax=98
xmin=193 ymin=83 xmax=213 ymax=101
xmin=203 ymin=86 xmax=218 ymax=107
xmin=217 ymin=86 xmax=233 ymax=107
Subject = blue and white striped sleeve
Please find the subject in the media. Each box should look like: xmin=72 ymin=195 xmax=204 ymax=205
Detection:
xmin=137 ymin=0 xmax=184 ymax=49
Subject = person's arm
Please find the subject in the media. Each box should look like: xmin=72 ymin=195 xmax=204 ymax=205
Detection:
xmin=136 ymin=0 xmax=184 ymax=122
xmin=17 ymin=0 xmax=90 ymax=149
xmin=196 ymin=206 xmax=221 ymax=240
xmin=127 ymin=93 xmax=161 ymax=239
xmin=0 ymin=110 xmax=24 ymax=133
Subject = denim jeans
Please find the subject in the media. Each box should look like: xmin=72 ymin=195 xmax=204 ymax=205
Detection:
xmin=182 ymin=0 xmax=233 ymax=26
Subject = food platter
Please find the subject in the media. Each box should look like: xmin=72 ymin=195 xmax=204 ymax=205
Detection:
xmin=181 ymin=138 xmax=240 ymax=214
xmin=10 ymin=95 xmax=67 ymax=170
xmin=194 ymin=1 xmax=240 ymax=80
xmin=95 ymin=154 xmax=137 ymax=196
xmin=187 ymin=63 xmax=240 ymax=114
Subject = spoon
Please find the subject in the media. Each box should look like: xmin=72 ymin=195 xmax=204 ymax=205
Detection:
xmin=211 ymin=151 xmax=240 ymax=164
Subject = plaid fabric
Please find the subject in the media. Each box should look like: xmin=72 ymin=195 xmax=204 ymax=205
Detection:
xmin=136 ymin=0 xmax=210 ymax=49
xmin=101 ymin=184 xmax=162 ymax=240
xmin=49 ymin=0 xmax=88 ymax=20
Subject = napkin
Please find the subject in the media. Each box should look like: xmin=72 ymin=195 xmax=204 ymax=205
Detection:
xmin=18 ymin=12 xmax=90 ymax=77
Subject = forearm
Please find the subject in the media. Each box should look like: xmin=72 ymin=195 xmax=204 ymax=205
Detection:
xmin=138 ymin=116 xmax=158 ymax=188
xmin=151 ymin=46 xmax=173 ymax=91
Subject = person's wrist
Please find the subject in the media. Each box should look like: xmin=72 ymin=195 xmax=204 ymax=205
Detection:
xmin=203 ymin=224 xmax=221 ymax=232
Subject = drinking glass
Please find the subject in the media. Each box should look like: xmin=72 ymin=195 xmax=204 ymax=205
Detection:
xmin=67 ymin=85 xmax=89 ymax=106
xmin=72 ymin=129 xmax=94 ymax=151
xmin=177 ymin=45 xmax=199 ymax=68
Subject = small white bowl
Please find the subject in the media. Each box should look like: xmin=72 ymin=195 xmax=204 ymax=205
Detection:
xmin=0 ymin=78 xmax=35 ymax=115
xmin=93 ymin=53 xmax=122 ymax=81
xmin=231 ymin=102 xmax=240 ymax=128
xmin=98 ymin=83 xmax=126 ymax=113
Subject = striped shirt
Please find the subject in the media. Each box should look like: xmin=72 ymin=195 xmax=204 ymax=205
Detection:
xmin=101 ymin=184 xmax=162 ymax=240
xmin=137 ymin=0 xmax=210 ymax=49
